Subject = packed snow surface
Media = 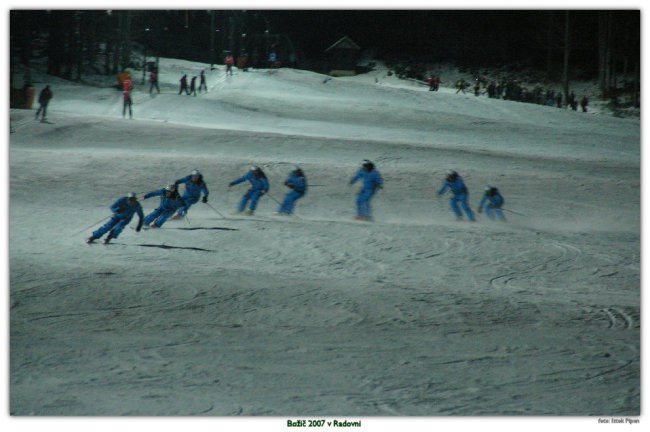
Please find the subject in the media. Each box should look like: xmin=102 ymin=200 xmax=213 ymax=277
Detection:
xmin=9 ymin=59 xmax=640 ymax=427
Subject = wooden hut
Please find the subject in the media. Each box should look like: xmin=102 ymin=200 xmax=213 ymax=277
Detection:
xmin=325 ymin=36 xmax=361 ymax=77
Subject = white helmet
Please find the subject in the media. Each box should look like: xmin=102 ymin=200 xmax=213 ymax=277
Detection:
xmin=165 ymin=184 xmax=177 ymax=192
xmin=191 ymin=169 xmax=201 ymax=176
xmin=250 ymin=165 xmax=260 ymax=172
xmin=127 ymin=192 xmax=136 ymax=199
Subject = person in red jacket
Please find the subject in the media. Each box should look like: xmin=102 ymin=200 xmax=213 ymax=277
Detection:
xmin=122 ymin=75 xmax=133 ymax=92
xmin=225 ymin=54 xmax=234 ymax=76
xmin=122 ymin=89 xmax=132 ymax=119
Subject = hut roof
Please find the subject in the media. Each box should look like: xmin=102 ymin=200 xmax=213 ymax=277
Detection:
xmin=325 ymin=36 xmax=361 ymax=52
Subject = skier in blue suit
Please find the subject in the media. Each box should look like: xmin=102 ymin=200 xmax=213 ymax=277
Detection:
xmin=438 ymin=170 xmax=475 ymax=221
xmin=228 ymin=166 xmax=270 ymax=215
xmin=350 ymin=160 xmax=383 ymax=221
xmin=141 ymin=184 xmax=187 ymax=228
xmin=277 ymin=166 xmax=307 ymax=215
xmin=478 ymin=186 xmax=506 ymax=221
xmin=86 ymin=192 xmax=144 ymax=244
xmin=173 ymin=169 xmax=209 ymax=218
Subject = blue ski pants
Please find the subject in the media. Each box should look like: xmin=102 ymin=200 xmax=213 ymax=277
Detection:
xmin=93 ymin=215 xmax=128 ymax=239
xmin=449 ymin=193 xmax=475 ymax=220
xmin=356 ymin=189 xmax=376 ymax=217
xmin=177 ymin=195 xmax=199 ymax=216
xmin=144 ymin=208 xmax=175 ymax=227
xmin=278 ymin=190 xmax=304 ymax=214
xmin=238 ymin=189 xmax=264 ymax=212
xmin=485 ymin=204 xmax=506 ymax=221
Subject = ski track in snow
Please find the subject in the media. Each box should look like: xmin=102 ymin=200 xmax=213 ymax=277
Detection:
xmin=8 ymin=61 xmax=640 ymax=417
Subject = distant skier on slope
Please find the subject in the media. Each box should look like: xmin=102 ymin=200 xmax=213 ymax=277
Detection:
xmin=478 ymin=185 xmax=506 ymax=221
xmin=228 ymin=166 xmax=269 ymax=215
xmin=179 ymin=74 xmax=190 ymax=95
xmin=350 ymin=160 xmax=383 ymax=221
xmin=438 ymin=170 xmax=475 ymax=221
xmin=35 ymin=84 xmax=53 ymax=122
xmin=86 ymin=192 xmax=143 ymax=244
xmin=149 ymin=68 xmax=160 ymax=94
xmin=141 ymin=184 xmax=187 ymax=228
xmin=277 ymin=166 xmax=307 ymax=215
xmin=198 ymin=70 xmax=208 ymax=92
xmin=172 ymin=169 xmax=209 ymax=219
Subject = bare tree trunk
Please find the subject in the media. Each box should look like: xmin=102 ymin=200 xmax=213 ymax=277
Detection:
xmin=112 ymin=11 xmax=120 ymax=74
xmin=122 ymin=11 xmax=132 ymax=69
xmin=633 ymin=60 xmax=639 ymax=107
xmin=604 ymin=11 xmax=613 ymax=96
xmin=562 ymin=11 xmax=570 ymax=108
xmin=75 ymin=11 xmax=83 ymax=82
xmin=598 ymin=11 xmax=608 ymax=97
xmin=546 ymin=11 xmax=554 ymax=79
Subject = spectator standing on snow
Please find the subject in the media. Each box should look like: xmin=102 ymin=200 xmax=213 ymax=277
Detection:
xmin=438 ymin=170 xmax=475 ymax=221
xmin=568 ymin=91 xmax=577 ymax=110
xmin=86 ymin=192 xmax=143 ymax=244
xmin=427 ymin=75 xmax=436 ymax=91
xmin=179 ymin=74 xmax=189 ymax=95
xmin=580 ymin=96 xmax=589 ymax=112
xmin=225 ymin=54 xmax=234 ymax=76
xmin=35 ymin=84 xmax=53 ymax=122
xmin=198 ymin=70 xmax=208 ymax=92
xmin=172 ymin=169 xmax=209 ymax=219
xmin=268 ymin=50 xmax=278 ymax=68
xmin=228 ymin=166 xmax=269 ymax=215
xmin=478 ymin=186 xmax=506 ymax=221
xmin=474 ymin=80 xmax=481 ymax=96
xmin=122 ymin=88 xmax=133 ymax=119
xmin=277 ymin=166 xmax=307 ymax=215
xmin=350 ymin=160 xmax=383 ymax=221
xmin=149 ymin=69 xmax=160 ymax=94
xmin=555 ymin=92 xmax=563 ymax=108
xmin=141 ymin=184 xmax=187 ymax=228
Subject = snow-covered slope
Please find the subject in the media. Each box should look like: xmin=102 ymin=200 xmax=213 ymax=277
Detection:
xmin=8 ymin=57 xmax=641 ymax=428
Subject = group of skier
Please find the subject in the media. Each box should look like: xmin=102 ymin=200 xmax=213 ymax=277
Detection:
xmin=85 ymin=166 xmax=308 ymax=244
xmin=85 ymin=162 xmax=506 ymax=245
xmin=86 ymin=169 xmax=210 ymax=244
xmin=437 ymin=170 xmax=506 ymax=222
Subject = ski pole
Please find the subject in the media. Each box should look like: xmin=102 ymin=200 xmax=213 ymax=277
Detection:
xmin=205 ymin=202 xmax=227 ymax=219
xmin=503 ymin=208 xmax=525 ymax=216
xmin=73 ymin=215 xmax=111 ymax=236
xmin=266 ymin=193 xmax=282 ymax=206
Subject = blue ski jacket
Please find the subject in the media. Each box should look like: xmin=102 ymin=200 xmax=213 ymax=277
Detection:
xmin=479 ymin=191 xmax=505 ymax=209
xmin=144 ymin=188 xmax=186 ymax=211
xmin=230 ymin=171 xmax=270 ymax=192
xmin=350 ymin=168 xmax=383 ymax=192
xmin=110 ymin=196 xmax=144 ymax=222
xmin=438 ymin=176 xmax=469 ymax=196
xmin=285 ymin=172 xmax=307 ymax=193
xmin=175 ymin=175 xmax=209 ymax=201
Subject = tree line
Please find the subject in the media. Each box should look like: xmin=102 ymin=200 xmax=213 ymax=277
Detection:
xmin=9 ymin=9 xmax=639 ymax=106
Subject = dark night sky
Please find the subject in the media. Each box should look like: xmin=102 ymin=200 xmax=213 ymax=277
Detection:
xmin=261 ymin=10 xmax=612 ymax=68
xmin=10 ymin=9 xmax=640 ymax=76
